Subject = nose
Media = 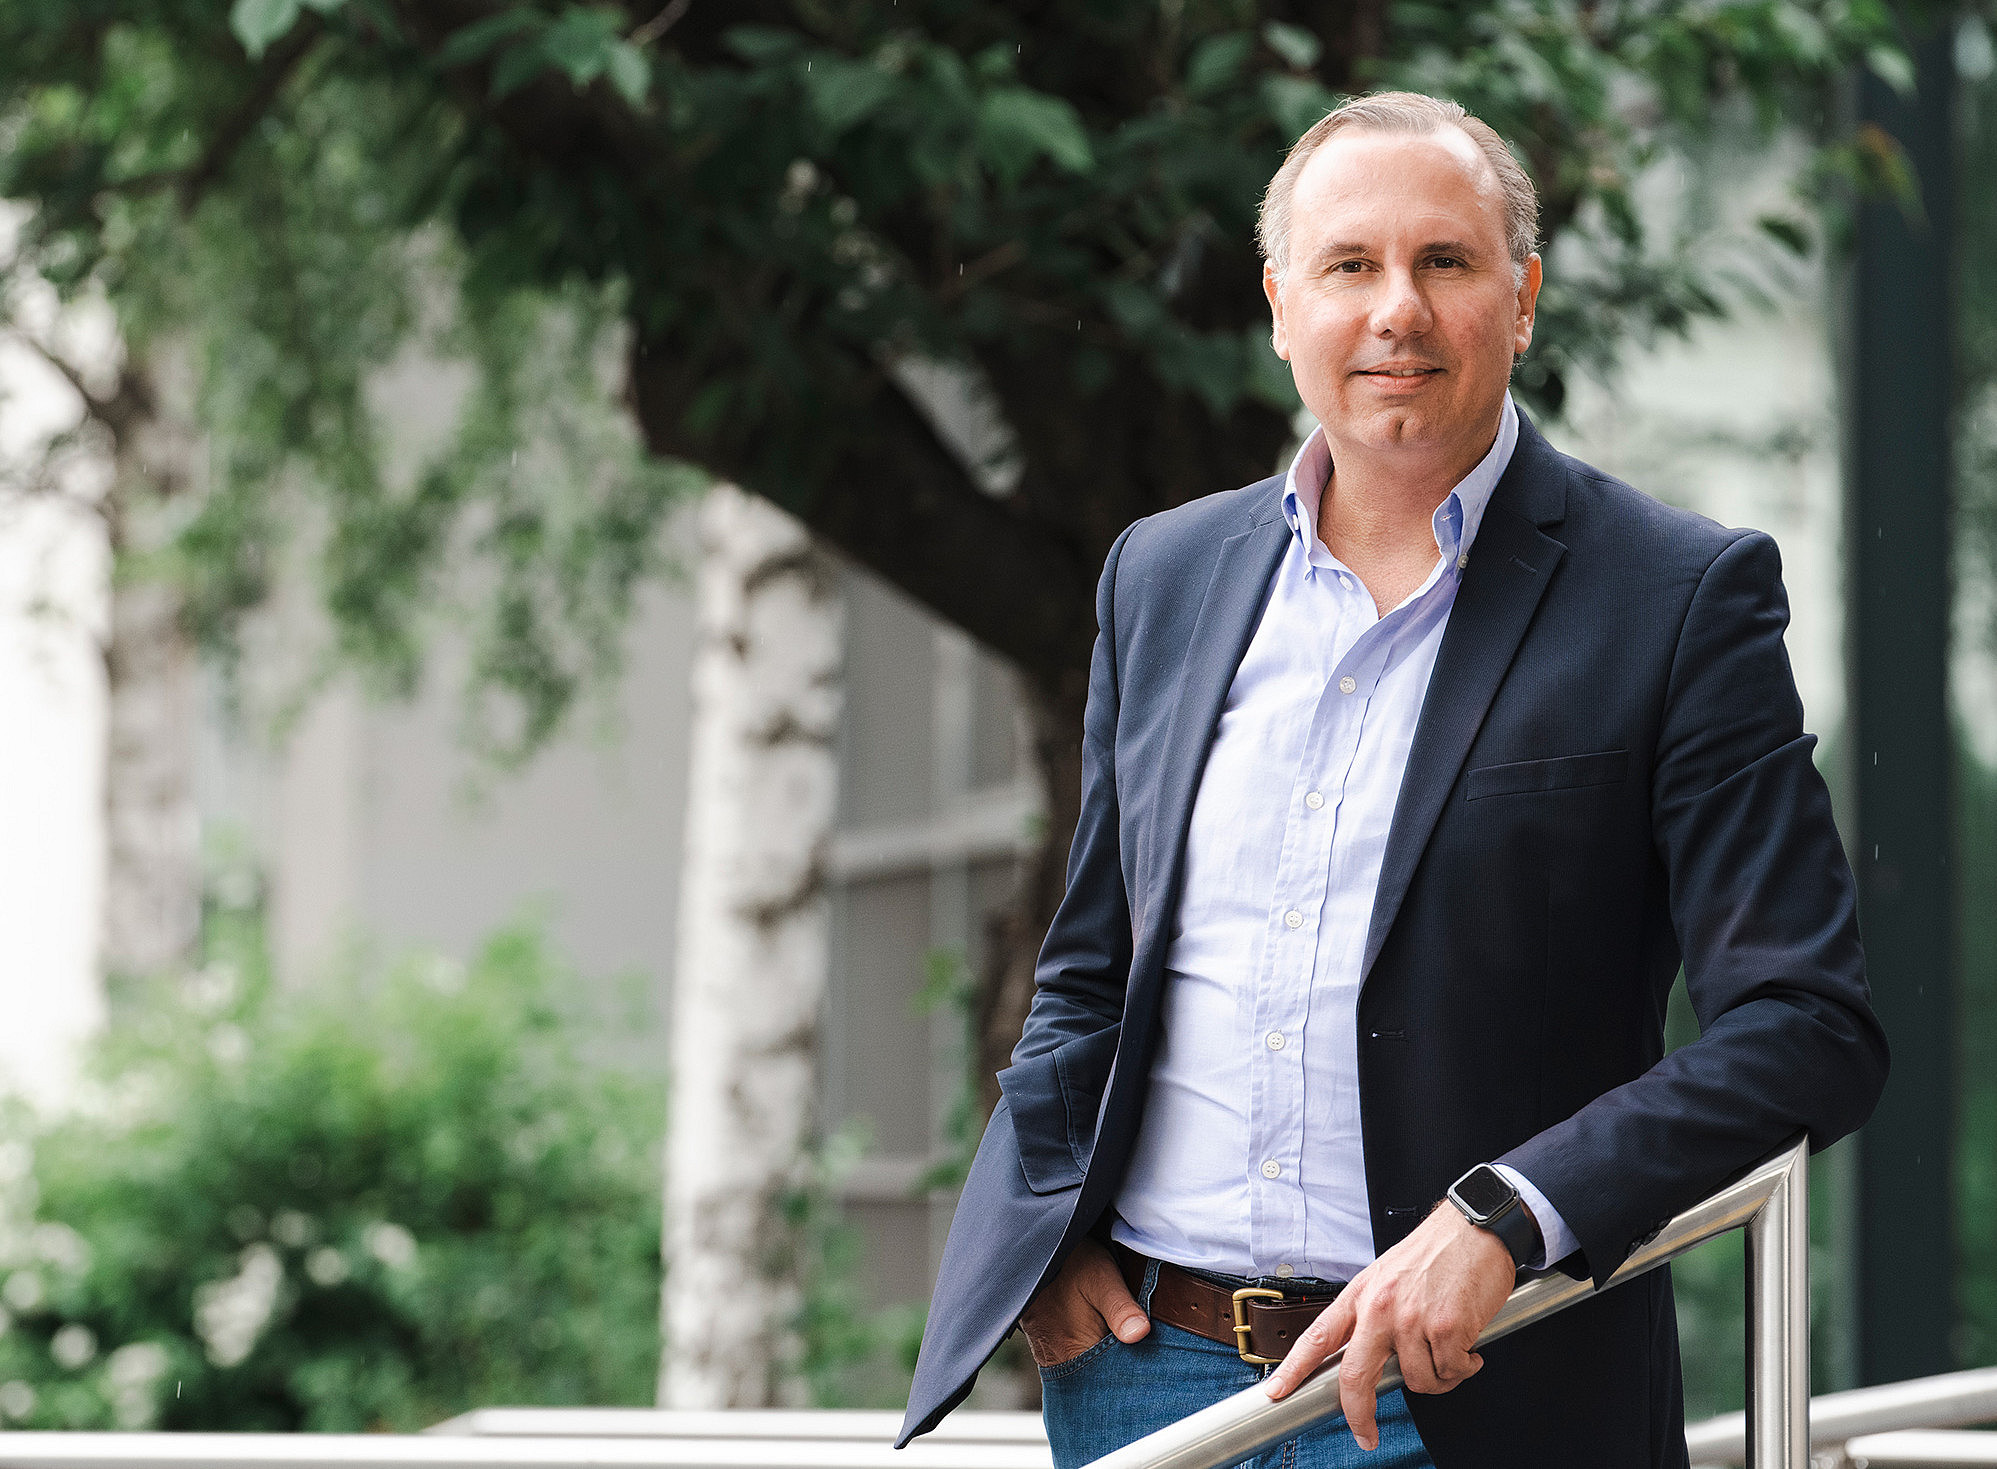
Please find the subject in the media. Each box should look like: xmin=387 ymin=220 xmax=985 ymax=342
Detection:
xmin=1370 ymin=264 xmax=1433 ymax=338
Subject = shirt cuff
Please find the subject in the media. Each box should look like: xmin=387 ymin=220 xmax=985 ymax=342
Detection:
xmin=1491 ymin=1164 xmax=1579 ymax=1271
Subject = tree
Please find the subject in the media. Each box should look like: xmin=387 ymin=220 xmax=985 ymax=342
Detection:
xmin=663 ymin=484 xmax=843 ymax=1406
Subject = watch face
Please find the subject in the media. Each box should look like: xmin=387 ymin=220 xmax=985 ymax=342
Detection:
xmin=1453 ymin=1166 xmax=1515 ymax=1219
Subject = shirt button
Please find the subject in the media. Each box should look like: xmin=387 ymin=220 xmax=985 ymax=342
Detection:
xmin=1457 ymin=552 xmax=1470 ymax=570
xmin=1261 ymin=1160 xmax=1282 ymax=1179
xmin=1265 ymin=1030 xmax=1286 ymax=1051
xmin=1305 ymin=791 xmax=1325 ymax=810
xmin=1275 ymin=1263 xmax=1295 ymax=1278
xmin=1339 ymin=675 xmax=1358 ymax=695
xmin=1283 ymin=909 xmax=1303 ymax=929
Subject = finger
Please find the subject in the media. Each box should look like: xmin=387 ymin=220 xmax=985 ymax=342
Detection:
xmin=1397 ymin=1319 xmax=1444 ymax=1396
xmin=1425 ymin=1321 xmax=1481 ymax=1389
xmin=1337 ymin=1319 xmax=1393 ymax=1452
xmin=1078 ymin=1251 xmax=1150 ymax=1342
xmin=1266 ymin=1293 xmax=1356 ymax=1400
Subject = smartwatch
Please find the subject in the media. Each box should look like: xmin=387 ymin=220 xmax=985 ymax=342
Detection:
xmin=1447 ymin=1163 xmax=1540 ymax=1268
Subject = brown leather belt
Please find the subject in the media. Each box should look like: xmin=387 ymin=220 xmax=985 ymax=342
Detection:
xmin=1112 ymin=1241 xmax=1345 ymax=1365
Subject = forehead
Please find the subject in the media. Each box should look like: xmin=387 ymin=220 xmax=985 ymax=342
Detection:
xmin=1289 ymin=126 xmax=1507 ymax=247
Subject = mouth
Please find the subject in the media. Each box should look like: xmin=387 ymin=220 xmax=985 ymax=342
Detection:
xmin=1356 ymin=366 xmax=1442 ymax=379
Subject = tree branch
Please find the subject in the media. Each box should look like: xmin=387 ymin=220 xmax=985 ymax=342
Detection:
xmin=179 ymin=15 xmax=326 ymax=212
xmin=1 ymin=322 xmax=109 ymax=417
xmin=630 ymin=0 xmax=692 ymax=47
xmin=111 ymin=15 xmax=325 ymax=210
xmin=386 ymin=0 xmax=1106 ymax=684
xmin=628 ymin=332 xmax=1099 ymax=688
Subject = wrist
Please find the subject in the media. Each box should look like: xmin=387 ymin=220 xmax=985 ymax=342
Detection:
xmin=1447 ymin=1163 xmax=1540 ymax=1268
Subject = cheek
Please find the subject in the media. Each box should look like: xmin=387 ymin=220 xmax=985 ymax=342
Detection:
xmin=1286 ymin=307 xmax=1357 ymax=369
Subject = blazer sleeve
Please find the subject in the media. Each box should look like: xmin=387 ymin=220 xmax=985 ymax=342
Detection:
xmin=1499 ymin=530 xmax=1889 ymax=1288
xmin=1011 ymin=522 xmax=1141 ymax=1064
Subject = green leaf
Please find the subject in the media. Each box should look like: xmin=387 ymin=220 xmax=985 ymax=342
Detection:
xmin=1185 ymin=33 xmax=1253 ymax=97
xmin=230 ymin=0 xmax=301 ymax=59
xmin=542 ymin=7 xmax=622 ymax=87
xmin=1262 ymin=21 xmax=1323 ymax=71
xmin=1262 ymin=75 xmax=1336 ymax=138
xmin=1865 ymin=43 xmax=1916 ymax=99
xmin=1103 ymin=279 xmax=1164 ymax=335
xmin=491 ymin=41 xmax=551 ymax=99
xmin=804 ymin=56 xmax=895 ymax=136
xmin=722 ymin=26 xmax=802 ymax=64
xmin=438 ymin=10 xmax=545 ymax=69
xmin=605 ymin=42 xmax=651 ymax=107
xmin=976 ymin=88 xmax=1093 ymax=183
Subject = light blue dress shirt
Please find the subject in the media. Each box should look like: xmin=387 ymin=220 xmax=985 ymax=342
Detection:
xmin=1110 ymin=393 xmax=1577 ymax=1282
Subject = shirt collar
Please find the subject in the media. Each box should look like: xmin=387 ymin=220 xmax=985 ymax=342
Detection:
xmin=1281 ymin=392 xmax=1519 ymax=569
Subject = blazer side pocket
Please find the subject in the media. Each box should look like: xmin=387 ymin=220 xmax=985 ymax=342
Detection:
xmin=1465 ymin=749 xmax=1629 ymax=800
xmin=995 ymin=1025 xmax=1121 ymax=1194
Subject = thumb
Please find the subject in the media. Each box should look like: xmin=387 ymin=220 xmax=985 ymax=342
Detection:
xmin=1082 ymin=1254 xmax=1151 ymax=1342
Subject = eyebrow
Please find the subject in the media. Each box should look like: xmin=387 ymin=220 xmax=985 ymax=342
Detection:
xmin=1308 ymin=239 xmax=1487 ymax=266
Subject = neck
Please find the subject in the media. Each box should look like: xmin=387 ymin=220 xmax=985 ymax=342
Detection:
xmin=1316 ymin=406 xmax=1503 ymax=555
xmin=1311 ymin=403 xmax=1504 ymax=616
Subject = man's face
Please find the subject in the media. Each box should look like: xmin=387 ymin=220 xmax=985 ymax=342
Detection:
xmin=1264 ymin=127 xmax=1541 ymax=466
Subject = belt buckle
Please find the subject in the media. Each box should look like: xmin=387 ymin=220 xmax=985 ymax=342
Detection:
xmin=1230 ymin=1285 xmax=1287 ymax=1364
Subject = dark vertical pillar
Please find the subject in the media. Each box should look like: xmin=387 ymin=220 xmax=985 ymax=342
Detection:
xmin=1848 ymin=23 xmax=1958 ymax=1385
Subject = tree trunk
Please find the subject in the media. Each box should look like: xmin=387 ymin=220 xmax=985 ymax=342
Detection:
xmin=102 ymin=577 xmax=200 ymax=979
xmin=100 ymin=355 xmax=202 ymax=981
xmin=660 ymin=483 xmax=844 ymax=1408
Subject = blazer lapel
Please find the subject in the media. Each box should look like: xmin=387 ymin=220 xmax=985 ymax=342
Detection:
xmin=1360 ymin=425 xmax=1570 ymax=982
xmin=1142 ymin=507 xmax=1291 ymax=956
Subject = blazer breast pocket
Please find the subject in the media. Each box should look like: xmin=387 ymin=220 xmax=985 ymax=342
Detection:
xmin=1465 ymin=749 xmax=1629 ymax=800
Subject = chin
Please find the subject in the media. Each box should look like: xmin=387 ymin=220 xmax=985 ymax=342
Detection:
xmin=1342 ymin=405 xmax=1444 ymax=448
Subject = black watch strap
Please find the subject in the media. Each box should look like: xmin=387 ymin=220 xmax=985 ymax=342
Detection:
xmin=1448 ymin=1164 xmax=1540 ymax=1268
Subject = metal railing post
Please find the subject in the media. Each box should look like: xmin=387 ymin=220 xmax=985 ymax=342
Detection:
xmin=1079 ymin=1139 xmax=1812 ymax=1469
xmin=1747 ymin=1141 xmax=1809 ymax=1468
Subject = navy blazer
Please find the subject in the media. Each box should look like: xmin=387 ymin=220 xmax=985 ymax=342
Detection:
xmin=897 ymin=414 xmax=1887 ymax=1469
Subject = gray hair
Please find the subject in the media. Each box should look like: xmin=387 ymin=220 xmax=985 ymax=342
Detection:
xmin=1258 ymin=91 xmax=1540 ymax=285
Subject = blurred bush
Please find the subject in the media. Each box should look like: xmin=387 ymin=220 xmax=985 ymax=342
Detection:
xmin=0 ymin=918 xmax=663 ymax=1431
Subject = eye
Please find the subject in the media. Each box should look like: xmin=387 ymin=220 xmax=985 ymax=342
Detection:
xmin=1331 ymin=259 xmax=1368 ymax=272
xmin=1427 ymin=255 xmax=1465 ymax=269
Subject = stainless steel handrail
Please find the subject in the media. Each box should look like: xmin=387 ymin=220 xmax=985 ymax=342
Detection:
xmin=1687 ymin=1366 xmax=1997 ymax=1464
xmin=1082 ymin=1138 xmax=1810 ymax=1469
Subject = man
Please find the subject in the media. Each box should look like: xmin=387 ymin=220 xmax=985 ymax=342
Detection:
xmin=896 ymin=91 xmax=1886 ymax=1469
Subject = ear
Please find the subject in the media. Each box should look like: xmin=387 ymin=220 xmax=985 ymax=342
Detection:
xmin=1513 ymin=253 xmax=1542 ymax=357
xmin=1264 ymin=262 xmax=1292 ymax=361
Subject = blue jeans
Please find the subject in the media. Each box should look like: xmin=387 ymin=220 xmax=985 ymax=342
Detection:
xmin=1039 ymin=1258 xmax=1434 ymax=1469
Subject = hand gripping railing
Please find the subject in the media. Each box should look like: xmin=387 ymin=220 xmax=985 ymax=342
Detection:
xmin=1083 ymin=1138 xmax=1810 ymax=1469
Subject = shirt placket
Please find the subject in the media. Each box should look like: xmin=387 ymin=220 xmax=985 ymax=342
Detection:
xmin=1246 ymin=572 xmax=1382 ymax=1270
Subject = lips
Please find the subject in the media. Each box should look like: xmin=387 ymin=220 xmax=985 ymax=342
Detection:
xmin=1358 ymin=366 xmax=1441 ymax=377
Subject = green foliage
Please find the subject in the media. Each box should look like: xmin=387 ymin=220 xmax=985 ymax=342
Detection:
xmin=0 ymin=19 xmax=698 ymax=764
xmin=783 ymin=1122 xmax=928 ymax=1410
xmin=915 ymin=945 xmax=981 ymax=1196
xmin=776 ymin=947 xmax=982 ymax=1410
xmin=0 ymin=919 xmax=663 ymax=1431
xmin=0 ymin=0 xmax=1911 ymax=713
